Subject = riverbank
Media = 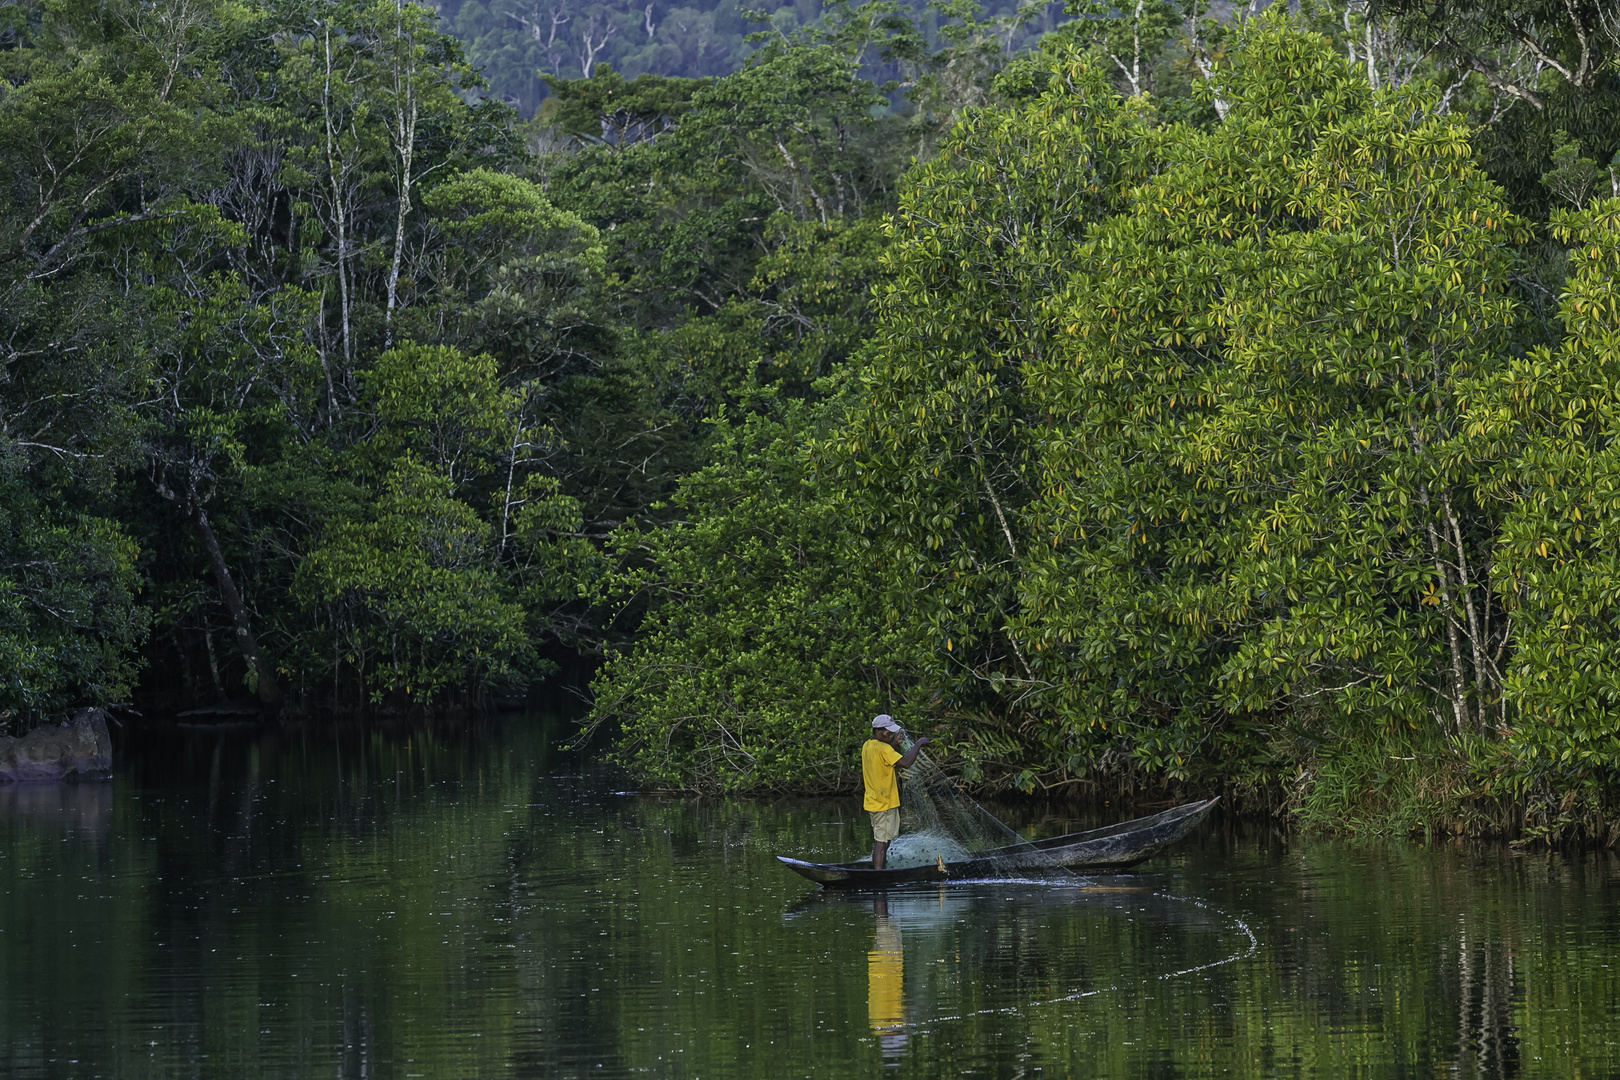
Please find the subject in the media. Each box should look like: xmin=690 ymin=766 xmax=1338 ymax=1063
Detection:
xmin=107 ymin=703 xmax=1618 ymax=847
xmin=961 ymin=721 xmax=1616 ymax=848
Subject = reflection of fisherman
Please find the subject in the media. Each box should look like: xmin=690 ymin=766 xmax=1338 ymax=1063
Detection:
xmin=868 ymin=892 xmax=908 ymax=1056
xmin=863 ymin=714 xmax=932 ymax=871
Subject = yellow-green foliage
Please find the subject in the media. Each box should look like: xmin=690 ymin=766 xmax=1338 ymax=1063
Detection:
xmin=1468 ymin=200 xmax=1620 ymax=815
xmin=1020 ymin=13 xmax=1524 ymax=777
xmin=587 ymin=395 xmax=921 ymax=792
xmin=595 ymin=19 xmax=1620 ymax=821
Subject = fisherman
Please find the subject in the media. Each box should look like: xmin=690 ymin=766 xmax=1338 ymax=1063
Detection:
xmin=863 ymin=714 xmax=932 ymax=870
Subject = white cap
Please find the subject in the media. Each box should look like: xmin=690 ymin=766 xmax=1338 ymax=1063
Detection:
xmin=872 ymin=714 xmax=901 ymax=732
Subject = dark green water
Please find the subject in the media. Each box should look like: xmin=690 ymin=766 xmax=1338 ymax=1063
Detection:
xmin=2 ymin=716 xmax=1618 ymax=1078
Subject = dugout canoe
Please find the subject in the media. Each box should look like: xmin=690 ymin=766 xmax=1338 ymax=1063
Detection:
xmin=776 ymin=797 xmax=1218 ymax=887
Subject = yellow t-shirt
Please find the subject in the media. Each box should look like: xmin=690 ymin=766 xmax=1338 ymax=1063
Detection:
xmin=862 ymin=739 xmax=903 ymax=811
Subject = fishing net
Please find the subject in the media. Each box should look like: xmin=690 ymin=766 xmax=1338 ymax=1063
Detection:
xmin=880 ymin=729 xmax=1077 ymax=881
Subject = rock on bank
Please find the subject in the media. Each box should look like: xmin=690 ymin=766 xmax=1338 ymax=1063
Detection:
xmin=0 ymin=708 xmax=113 ymax=782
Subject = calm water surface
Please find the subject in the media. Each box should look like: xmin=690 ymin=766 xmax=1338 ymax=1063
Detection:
xmin=2 ymin=716 xmax=1619 ymax=1078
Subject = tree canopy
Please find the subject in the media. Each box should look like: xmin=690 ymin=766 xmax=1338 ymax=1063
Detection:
xmin=3 ymin=0 xmax=1619 ymax=836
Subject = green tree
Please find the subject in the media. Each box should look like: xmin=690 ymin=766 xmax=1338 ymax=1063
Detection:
xmin=811 ymin=51 xmax=1149 ymax=779
xmin=0 ymin=498 xmax=147 ymax=722
xmin=1371 ymin=0 xmax=1620 ymax=218
xmin=1019 ymin=14 xmax=1524 ymax=781
xmin=294 ymin=343 xmax=582 ymax=703
xmin=586 ymin=394 xmax=908 ymax=791
xmin=408 ymin=166 xmax=609 ymax=375
xmin=0 ymin=0 xmax=234 ymax=718
xmin=542 ymin=65 xmax=705 ymax=146
xmin=1468 ymin=198 xmax=1620 ymax=827
xmin=144 ymin=263 xmax=320 ymax=707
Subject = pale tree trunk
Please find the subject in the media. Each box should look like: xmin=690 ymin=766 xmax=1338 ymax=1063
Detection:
xmin=323 ymin=25 xmax=355 ymax=365
xmin=1184 ymin=0 xmax=1229 ymax=119
xmin=578 ymin=14 xmax=614 ymax=77
xmin=190 ymin=505 xmax=283 ymax=707
xmin=1364 ymin=10 xmax=1379 ymax=89
xmin=1128 ymin=0 xmax=1144 ymax=96
xmin=1430 ymin=524 xmax=1472 ymax=734
xmin=498 ymin=425 xmax=525 ymax=558
xmin=317 ymin=286 xmax=341 ymax=422
xmin=384 ymin=0 xmax=419 ymax=347
xmin=1405 ymin=347 xmax=1477 ymax=732
xmin=1419 ymin=482 xmax=1472 ymax=732
xmin=1443 ymin=493 xmax=1494 ymax=731
xmin=1101 ymin=0 xmax=1147 ymax=96
xmin=967 ymin=435 xmax=1037 ymax=683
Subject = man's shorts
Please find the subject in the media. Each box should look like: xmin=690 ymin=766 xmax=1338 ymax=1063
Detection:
xmin=869 ymin=807 xmax=900 ymax=843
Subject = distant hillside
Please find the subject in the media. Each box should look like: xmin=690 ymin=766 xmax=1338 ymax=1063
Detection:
xmin=434 ymin=0 xmax=1066 ymax=115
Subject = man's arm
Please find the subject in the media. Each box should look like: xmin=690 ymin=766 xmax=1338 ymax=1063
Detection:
xmin=895 ymin=736 xmax=932 ymax=770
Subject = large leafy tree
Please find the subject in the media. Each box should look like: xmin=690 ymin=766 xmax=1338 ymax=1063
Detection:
xmin=534 ymin=23 xmax=915 ymax=556
xmin=0 ymin=0 xmax=236 ymax=720
xmin=1467 ymin=198 xmax=1620 ymax=818
xmin=586 ymin=394 xmax=909 ymax=791
xmin=810 ymin=52 xmax=1150 ymax=776
xmin=293 ymin=344 xmax=561 ymax=705
xmin=1018 ymin=15 xmax=1525 ymax=780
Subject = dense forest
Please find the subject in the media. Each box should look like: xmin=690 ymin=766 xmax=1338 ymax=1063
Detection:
xmin=438 ymin=0 xmax=1070 ymax=114
xmin=1 ymin=0 xmax=1618 ymax=837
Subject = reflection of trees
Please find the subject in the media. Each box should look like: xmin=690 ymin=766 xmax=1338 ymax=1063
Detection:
xmin=1455 ymin=920 xmax=1520 ymax=1079
xmin=3 ymin=741 xmax=1619 ymax=1077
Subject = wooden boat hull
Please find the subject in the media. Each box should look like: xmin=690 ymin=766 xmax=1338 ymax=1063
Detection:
xmin=777 ymin=797 xmax=1218 ymax=888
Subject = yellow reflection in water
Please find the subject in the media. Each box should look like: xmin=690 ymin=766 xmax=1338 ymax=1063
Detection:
xmin=869 ymin=893 xmax=908 ymax=1057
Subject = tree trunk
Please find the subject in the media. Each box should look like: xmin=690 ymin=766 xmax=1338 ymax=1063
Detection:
xmin=384 ymin=3 xmax=418 ymax=348
xmin=1444 ymin=493 xmax=1493 ymax=731
xmin=323 ymin=25 xmax=354 ymax=365
xmin=1419 ymin=482 xmax=1471 ymax=732
xmin=190 ymin=506 xmax=283 ymax=707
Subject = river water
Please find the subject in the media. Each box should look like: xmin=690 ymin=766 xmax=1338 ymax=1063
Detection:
xmin=2 ymin=715 xmax=1617 ymax=1078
